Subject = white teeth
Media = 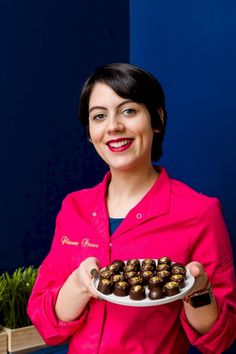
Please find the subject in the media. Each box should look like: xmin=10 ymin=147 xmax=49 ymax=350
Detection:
xmin=109 ymin=140 xmax=130 ymax=148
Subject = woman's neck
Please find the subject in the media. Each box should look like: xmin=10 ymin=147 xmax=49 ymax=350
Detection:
xmin=106 ymin=165 xmax=159 ymax=218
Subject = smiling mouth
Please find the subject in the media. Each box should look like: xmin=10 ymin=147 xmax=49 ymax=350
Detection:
xmin=106 ymin=139 xmax=134 ymax=152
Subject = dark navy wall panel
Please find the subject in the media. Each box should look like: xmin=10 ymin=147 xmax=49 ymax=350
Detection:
xmin=130 ymin=1 xmax=235 ymax=353
xmin=0 ymin=0 xmax=129 ymax=272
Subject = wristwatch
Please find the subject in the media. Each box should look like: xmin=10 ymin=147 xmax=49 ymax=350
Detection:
xmin=183 ymin=280 xmax=213 ymax=308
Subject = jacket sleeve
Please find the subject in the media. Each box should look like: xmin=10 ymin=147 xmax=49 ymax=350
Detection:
xmin=180 ymin=199 xmax=236 ymax=354
xmin=27 ymin=195 xmax=88 ymax=346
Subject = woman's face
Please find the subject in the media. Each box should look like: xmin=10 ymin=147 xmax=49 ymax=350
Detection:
xmin=88 ymin=82 xmax=155 ymax=172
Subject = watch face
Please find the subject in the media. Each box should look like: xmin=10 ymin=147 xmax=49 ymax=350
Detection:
xmin=189 ymin=291 xmax=212 ymax=308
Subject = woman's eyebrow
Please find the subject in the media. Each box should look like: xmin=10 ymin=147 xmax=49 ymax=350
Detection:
xmin=89 ymin=106 xmax=106 ymax=113
xmin=89 ymin=100 xmax=134 ymax=114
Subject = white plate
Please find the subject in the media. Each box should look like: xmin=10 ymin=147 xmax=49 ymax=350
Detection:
xmin=92 ymin=261 xmax=195 ymax=307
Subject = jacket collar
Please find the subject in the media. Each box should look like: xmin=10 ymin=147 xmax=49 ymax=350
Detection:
xmin=91 ymin=167 xmax=171 ymax=237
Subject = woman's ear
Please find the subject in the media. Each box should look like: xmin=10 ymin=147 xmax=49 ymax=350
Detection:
xmin=157 ymin=108 xmax=164 ymax=125
xmin=153 ymin=108 xmax=164 ymax=133
xmin=86 ymin=126 xmax=92 ymax=142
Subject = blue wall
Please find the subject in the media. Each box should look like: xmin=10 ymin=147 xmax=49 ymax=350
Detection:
xmin=130 ymin=0 xmax=236 ymax=258
xmin=130 ymin=0 xmax=236 ymax=352
xmin=0 ymin=0 xmax=129 ymax=272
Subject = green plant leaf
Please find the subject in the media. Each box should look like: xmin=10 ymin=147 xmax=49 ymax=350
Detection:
xmin=0 ymin=266 xmax=38 ymax=329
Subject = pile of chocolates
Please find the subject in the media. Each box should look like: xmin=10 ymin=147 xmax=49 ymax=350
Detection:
xmin=97 ymin=257 xmax=186 ymax=301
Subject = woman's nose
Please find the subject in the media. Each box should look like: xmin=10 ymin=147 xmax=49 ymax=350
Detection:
xmin=107 ymin=116 xmax=125 ymax=133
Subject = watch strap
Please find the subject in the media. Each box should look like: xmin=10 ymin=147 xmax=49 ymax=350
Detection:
xmin=183 ymin=279 xmax=212 ymax=305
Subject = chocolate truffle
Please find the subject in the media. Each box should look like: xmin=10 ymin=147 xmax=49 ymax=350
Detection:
xmin=140 ymin=270 xmax=154 ymax=285
xmin=142 ymin=258 xmax=155 ymax=265
xmin=148 ymin=287 xmax=165 ymax=300
xmin=123 ymin=264 xmax=138 ymax=273
xmin=171 ymin=266 xmax=186 ymax=278
xmin=170 ymin=274 xmax=185 ymax=288
xmin=156 ymin=263 xmax=171 ymax=272
xmin=142 ymin=258 xmax=156 ymax=269
xmin=141 ymin=263 xmax=155 ymax=272
xmin=148 ymin=276 xmax=164 ymax=290
xmin=129 ymin=285 xmax=146 ymax=300
xmin=114 ymin=281 xmax=130 ymax=296
xmin=111 ymin=274 xmax=125 ymax=283
xmin=158 ymin=256 xmax=172 ymax=266
xmin=100 ymin=269 xmax=113 ymax=280
xmin=128 ymin=276 xmax=143 ymax=286
xmin=124 ymin=271 xmax=137 ymax=280
xmin=126 ymin=259 xmax=140 ymax=271
xmin=172 ymin=262 xmax=185 ymax=270
xmin=111 ymin=259 xmax=125 ymax=272
xmin=163 ymin=281 xmax=180 ymax=296
xmin=107 ymin=263 xmax=121 ymax=274
xmin=156 ymin=270 xmax=171 ymax=284
xmin=97 ymin=278 xmax=113 ymax=295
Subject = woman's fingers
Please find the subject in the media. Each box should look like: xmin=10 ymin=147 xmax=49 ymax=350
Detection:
xmin=186 ymin=261 xmax=208 ymax=293
xmin=82 ymin=256 xmax=99 ymax=275
xmin=78 ymin=257 xmax=100 ymax=298
xmin=90 ymin=268 xmax=99 ymax=277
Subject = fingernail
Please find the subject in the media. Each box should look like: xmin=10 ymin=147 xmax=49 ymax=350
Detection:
xmin=90 ymin=268 xmax=98 ymax=277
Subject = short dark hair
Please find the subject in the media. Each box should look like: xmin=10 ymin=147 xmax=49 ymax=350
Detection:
xmin=79 ymin=63 xmax=167 ymax=161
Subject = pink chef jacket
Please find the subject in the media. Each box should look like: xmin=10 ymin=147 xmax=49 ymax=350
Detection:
xmin=28 ymin=167 xmax=236 ymax=354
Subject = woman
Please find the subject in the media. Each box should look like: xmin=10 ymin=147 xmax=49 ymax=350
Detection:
xmin=28 ymin=63 xmax=236 ymax=353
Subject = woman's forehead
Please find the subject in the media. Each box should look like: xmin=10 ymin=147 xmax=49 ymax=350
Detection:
xmin=89 ymin=82 xmax=129 ymax=109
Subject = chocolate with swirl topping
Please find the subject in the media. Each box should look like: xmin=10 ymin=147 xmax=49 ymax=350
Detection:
xmin=111 ymin=274 xmax=125 ymax=283
xmin=163 ymin=281 xmax=180 ymax=296
xmin=148 ymin=276 xmax=164 ymax=290
xmin=111 ymin=260 xmax=125 ymax=272
xmin=107 ymin=263 xmax=121 ymax=274
xmin=140 ymin=270 xmax=154 ymax=285
xmin=123 ymin=264 xmax=138 ymax=273
xmin=158 ymin=256 xmax=172 ymax=266
xmin=156 ymin=270 xmax=171 ymax=284
xmin=124 ymin=271 xmax=137 ymax=280
xmin=172 ymin=262 xmax=185 ymax=270
xmin=97 ymin=278 xmax=113 ymax=295
xmin=128 ymin=276 xmax=143 ymax=286
xmin=171 ymin=266 xmax=186 ymax=278
xmin=142 ymin=258 xmax=156 ymax=270
xmin=114 ymin=281 xmax=130 ymax=296
xmin=129 ymin=285 xmax=146 ymax=300
xmin=100 ymin=269 xmax=114 ymax=279
xmin=125 ymin=259 xmax=140 ymax=271
xmin=156 ymin=263 xmax=171 ymax=272
xmin=170 ymin=274 xmax=185 ymax=288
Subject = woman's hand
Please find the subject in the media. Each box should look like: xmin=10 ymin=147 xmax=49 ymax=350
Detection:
xmin=55 ymin=257 xmax=100 ymax=322
xmin=184 ymin=261 xmax=218 ymax=334
xmin=186 ymin=261 xmax=208 ymax=294
xmin=75 ymin=256 xmax=100 ymax=299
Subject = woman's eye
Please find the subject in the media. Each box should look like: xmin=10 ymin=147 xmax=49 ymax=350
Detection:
xmin=93 ymin=113 xmax=106 ymax=121
xmin=122 ymin=108 xmax=135 ymax=116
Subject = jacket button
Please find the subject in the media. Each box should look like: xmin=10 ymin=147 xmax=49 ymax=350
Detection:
xmin=136 ymin=213 xmax=142 ymax=219
xmin=92 ymin=211 xmax=97 ymax=216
